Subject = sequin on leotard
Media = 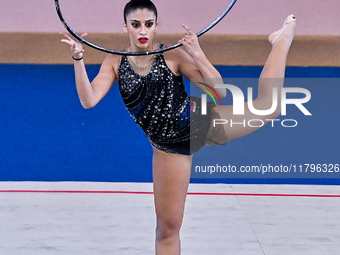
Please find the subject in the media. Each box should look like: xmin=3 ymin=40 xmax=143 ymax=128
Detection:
xmin=118 ymin=44 xmax=222 ymax=155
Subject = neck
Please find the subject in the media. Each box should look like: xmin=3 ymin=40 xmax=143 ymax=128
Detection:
xmin=128 ymin=43 xmax=158 ymax=61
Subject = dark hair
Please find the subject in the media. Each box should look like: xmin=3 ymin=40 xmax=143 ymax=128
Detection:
xmin=124 ymin=0 xmax=158 ymax=23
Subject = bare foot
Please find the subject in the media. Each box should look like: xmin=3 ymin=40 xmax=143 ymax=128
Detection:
xmin=268 ymin=14 xmax=296 ymax=46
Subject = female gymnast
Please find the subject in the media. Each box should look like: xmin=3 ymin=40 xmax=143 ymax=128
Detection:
xmin=60 ymin=0 xmax=296 ymax=253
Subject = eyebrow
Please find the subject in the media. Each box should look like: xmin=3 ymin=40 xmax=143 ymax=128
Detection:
xmin=130 ymin=19 xmax=155 ymax=23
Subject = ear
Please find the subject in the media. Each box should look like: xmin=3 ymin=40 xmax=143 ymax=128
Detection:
xmin=155 ymin=22 xmax=158 ymax=33
xmin=123 ymin=22 xmax=128 ymax=35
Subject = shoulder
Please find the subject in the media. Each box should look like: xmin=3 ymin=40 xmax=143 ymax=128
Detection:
xmin=163 ymin=44 xmax=192 ymax=63
xmin=163 ymin=44 xmax=199 ymax=78
xmin=100 ymin=53 xmax=121 ymax=77
xmin=162 ymin=44 xmax=197 ymax=75
xmin=103 ymin=53 xmax=121 ymax=67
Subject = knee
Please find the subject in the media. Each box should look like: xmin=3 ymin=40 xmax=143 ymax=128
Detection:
xmin=271 ymin=107 xmax=281 ymax=119
xmin=258 ymin=97 xmax=282 ymax=120
xmin=156 ymin=217 xmax=182 ymax=241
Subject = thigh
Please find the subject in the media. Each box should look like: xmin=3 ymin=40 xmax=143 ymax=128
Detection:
xmin=152 ymin=147 xmax=192 ymax=225
xmin=213 ymin=101 xmax=276 ymax=142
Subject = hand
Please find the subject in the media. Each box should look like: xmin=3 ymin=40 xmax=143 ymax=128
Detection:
xmin=178 ymin=24 xmax=202 ymax=57
xmin=60 ymin=32 xmax=88 ymax=59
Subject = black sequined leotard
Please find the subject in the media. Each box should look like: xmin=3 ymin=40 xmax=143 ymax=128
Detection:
xmin=118 ymin=44 xmax=222 ymax=155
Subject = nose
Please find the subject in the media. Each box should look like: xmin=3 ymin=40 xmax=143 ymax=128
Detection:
xmin=140 ymin=25 xmax=147 ymax=35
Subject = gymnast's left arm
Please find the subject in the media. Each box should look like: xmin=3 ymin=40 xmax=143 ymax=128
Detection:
xmin=178 ymin=24 xmax=226 ymax=98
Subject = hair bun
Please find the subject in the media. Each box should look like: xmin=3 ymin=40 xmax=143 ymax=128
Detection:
xmin=124 ymin=0 xmax=157 ymax=23
xmin=130 ymin=0 xmax=151 ymax=3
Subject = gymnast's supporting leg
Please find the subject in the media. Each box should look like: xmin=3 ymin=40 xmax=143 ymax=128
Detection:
xmin=152 ymin=148 xmax=192 ymax=255
xmin=214 ymin=15 xmax=296 ymax=142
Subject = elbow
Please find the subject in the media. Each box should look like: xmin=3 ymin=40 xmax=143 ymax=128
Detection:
xmin=82 ymin=104 xmax=93 ymax=110
xmin=219 ymin=92 xmax=227 ymax=99
xmin=217 ymin=89 xmax=227 ymax=99
xmin=80 ymin=99 xmax=96 ymax=109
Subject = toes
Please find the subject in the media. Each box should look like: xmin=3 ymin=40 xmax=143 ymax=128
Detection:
xmin=269 ymin=15 xmax=296 ymax=45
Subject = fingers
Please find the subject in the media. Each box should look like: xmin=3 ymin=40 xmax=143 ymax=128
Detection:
xmin=60 ymin=32 xmax=88 ymax=41
xmin=178 ymin=36 xmax=191 ymax=45
xmin=59 ymin=32 xmax=88 ymax=51
xmin=178 ymin=24 xmax=202 ymax=57
xmin=178 ymin=37 xmax=188 ymax=45
xmin=178 ymin=24 xmax=197 ymax=45
xmin=71 ymin=42 xmax=77 ymax=50
xmin=59 ymin=32 xmax=86 ymax=56
xmin=181 ymin=24 xmax=193 ymax=35
xmin=59 ymin=32 xmax=73 ymax=41
xmin=60 ymin=32 xmax=74 ymax=47
xmin=70 ymin=42 xmax=84 ymax=53
xmin=60 ymin=39 xmax=73 ymax=46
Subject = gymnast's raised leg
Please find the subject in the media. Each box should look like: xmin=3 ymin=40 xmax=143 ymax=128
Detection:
xmin=214 ymin=15 xmax=297 ymax=142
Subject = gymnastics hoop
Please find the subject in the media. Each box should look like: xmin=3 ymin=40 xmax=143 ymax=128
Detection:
xmin=55 ymin=0 xmax=238 ymax=56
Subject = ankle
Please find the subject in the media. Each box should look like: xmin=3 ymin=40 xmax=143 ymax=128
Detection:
xmin=271 ymin=38 xmax=293 ymax=49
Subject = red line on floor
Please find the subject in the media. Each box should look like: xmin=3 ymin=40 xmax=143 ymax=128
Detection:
xmin=0 ymin=190 xmax=339 ymax=197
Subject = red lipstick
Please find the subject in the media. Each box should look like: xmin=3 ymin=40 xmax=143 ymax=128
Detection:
xmin=138 ymin=37 xmax=148 ymax=44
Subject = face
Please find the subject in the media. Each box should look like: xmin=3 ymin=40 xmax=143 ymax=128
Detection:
xmin=124 ymin=8 xmax=158 ymax=51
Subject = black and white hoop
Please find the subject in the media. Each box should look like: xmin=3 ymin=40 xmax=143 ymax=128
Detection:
xmin=55 ymin=0 xmax=238 ymax=56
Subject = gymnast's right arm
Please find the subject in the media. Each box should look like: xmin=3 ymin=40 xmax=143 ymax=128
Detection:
xmin=60 ymin=32 xmax=116 ymax=109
